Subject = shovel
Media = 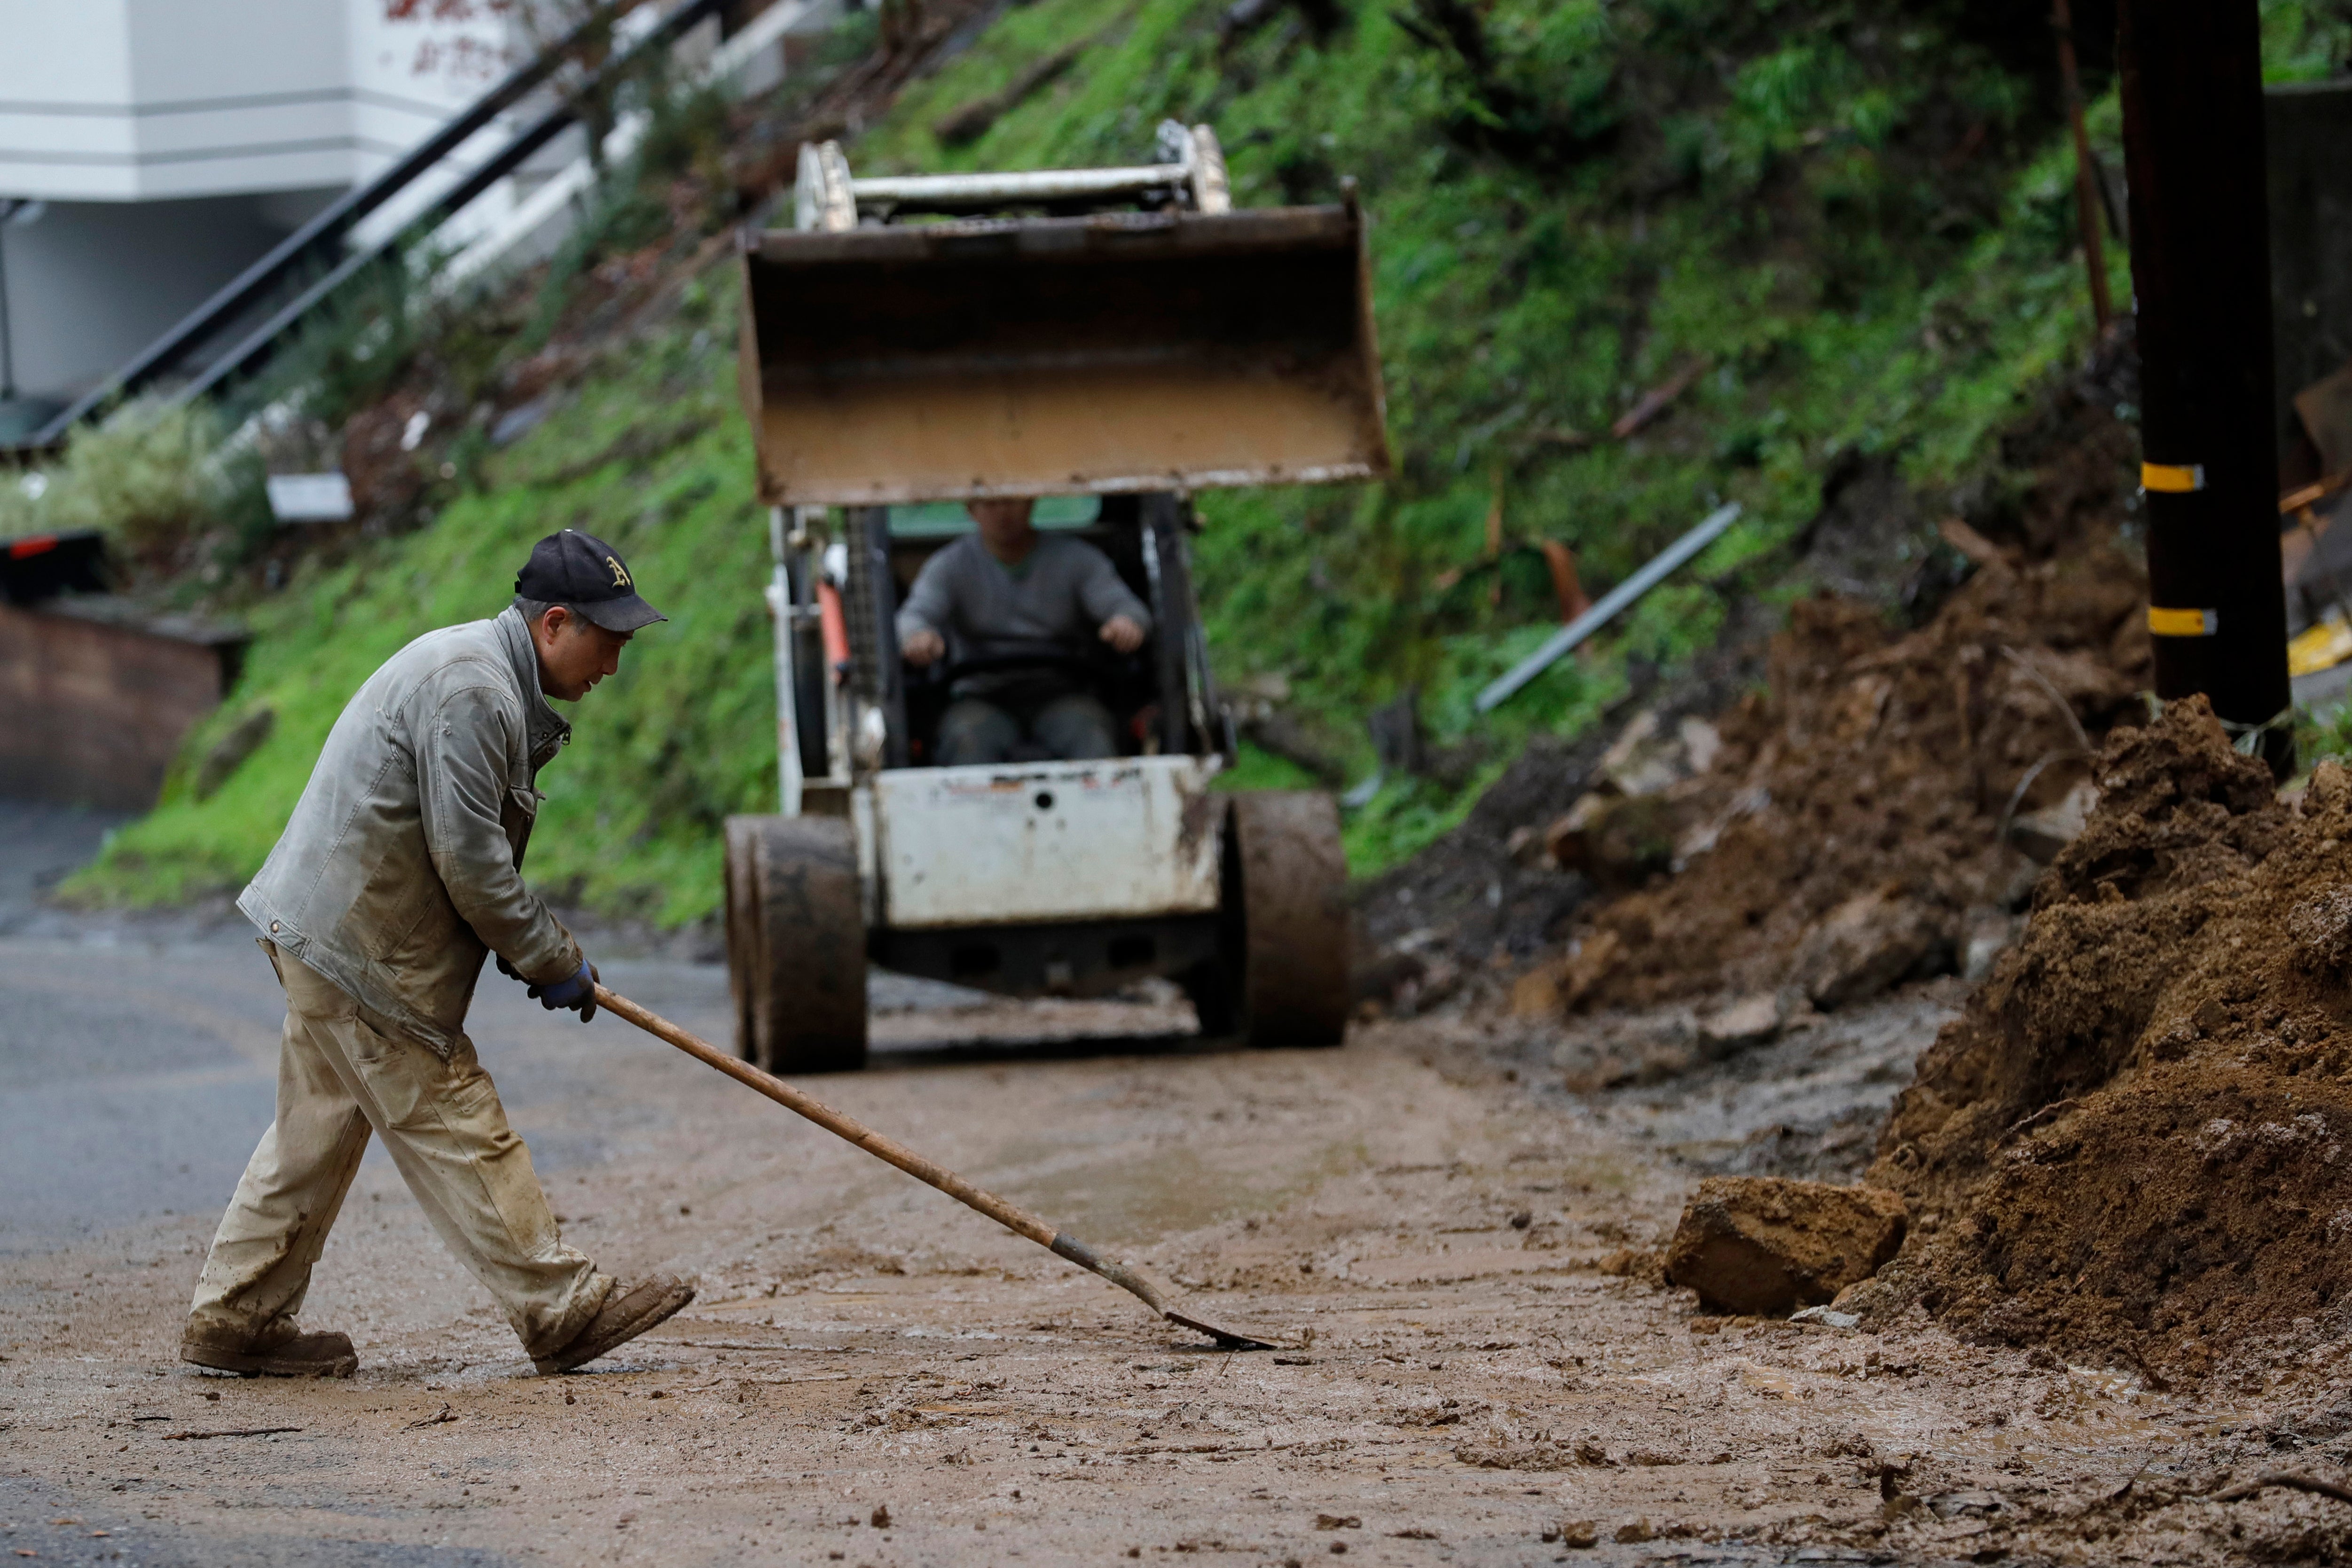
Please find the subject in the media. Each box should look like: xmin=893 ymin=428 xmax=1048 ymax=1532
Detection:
xmin=593 ymin=983 xmax=1278 ymax=1351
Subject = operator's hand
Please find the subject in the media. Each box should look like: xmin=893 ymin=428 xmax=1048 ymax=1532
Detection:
xmin=1099 ymin=615 xmax=1145 ymax=655
xmin=902 ymin=627 xmax=945 ymax=667
xmin=495 ymin=954 xmax=522 ymax=983
xmin=528 ymin=959 xmax=600 ymax=1023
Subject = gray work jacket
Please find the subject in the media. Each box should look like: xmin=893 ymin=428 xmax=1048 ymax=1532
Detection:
xmin=895 ymin=533 xmax=1152 ymax=700
xmin=237 ymin=606 xmax=584 ymax=1057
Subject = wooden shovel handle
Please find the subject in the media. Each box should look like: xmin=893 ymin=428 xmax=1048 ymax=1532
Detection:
xmin=592 ymin=983 xmax=1058 ymax=1250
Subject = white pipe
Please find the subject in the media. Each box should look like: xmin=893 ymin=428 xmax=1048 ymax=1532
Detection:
xmin=849 ymin=165 xmax=1190 ymax=206
xmin=1474 ymin=502 xmax=1743 ymax=713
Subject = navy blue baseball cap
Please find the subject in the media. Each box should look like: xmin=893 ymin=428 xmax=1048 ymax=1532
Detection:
xmin=516 ymin=529 xmax=666 ymax=633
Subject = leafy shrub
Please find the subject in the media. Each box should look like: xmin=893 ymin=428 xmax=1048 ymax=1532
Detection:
xmin=5 ymin=398 xmax=261 ymax=564
xmin=0 ymin=466 xmax=43 ymax=540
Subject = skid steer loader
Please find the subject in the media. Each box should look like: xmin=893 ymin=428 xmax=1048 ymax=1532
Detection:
xmin=723 ymin=123 xmax=1390 ymax=1072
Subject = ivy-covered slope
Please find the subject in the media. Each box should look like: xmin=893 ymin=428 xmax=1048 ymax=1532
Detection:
xmin=69 ymin=0 xmax=2352 ymax=920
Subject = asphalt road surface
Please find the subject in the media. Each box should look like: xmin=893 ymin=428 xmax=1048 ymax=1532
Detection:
xmin=0 ymin=921 xmax=1180 ymax=1250
xmin=0 ymin=800 xmax=2326 ymax=1566
xmin=0 ymin=797 xmax=129 ymax=939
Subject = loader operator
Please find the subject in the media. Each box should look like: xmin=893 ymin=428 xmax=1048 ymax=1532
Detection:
xmin=180 ymin=529 xmax=695 ymax=1380
xmin=896 ymin=496 xmax=1152 ymax=765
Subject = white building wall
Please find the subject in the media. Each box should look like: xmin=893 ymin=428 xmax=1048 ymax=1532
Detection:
xmin=0 ymin=0 xmax=527 ymax=404
xmin=343 ymin=3 xmax=541 ymax=249
xmin=108 ymin=0 xmax=353 ymax=199
xmin=0 ymin=2 xmax=833 ymax=411
xmin=1 ymin=196 xmax=300 ymax=400
xmin=0 ymin=0 xmax=521 ymax=203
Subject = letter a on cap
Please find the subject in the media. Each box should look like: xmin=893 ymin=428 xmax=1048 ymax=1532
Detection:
xmin=515 ymin=528 xmax=666 ymax=632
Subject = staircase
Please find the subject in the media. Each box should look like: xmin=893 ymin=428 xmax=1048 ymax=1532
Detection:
xmin=3 ymin=0 xmax=831 ymax=455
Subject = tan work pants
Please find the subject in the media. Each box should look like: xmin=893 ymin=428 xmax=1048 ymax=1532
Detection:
xmin=188 ymin=945 xmax=610 ymax=1360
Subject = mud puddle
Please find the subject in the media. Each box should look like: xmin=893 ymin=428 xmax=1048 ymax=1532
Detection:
xmin=1577 ymin=983 xmax=1966 ymax=1182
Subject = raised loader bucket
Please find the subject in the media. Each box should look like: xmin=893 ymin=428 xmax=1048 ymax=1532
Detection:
xmin=737 ymin=203 xmax=1389 ymax=505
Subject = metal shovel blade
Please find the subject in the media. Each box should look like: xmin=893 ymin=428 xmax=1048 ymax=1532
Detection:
xmin=596 ymin=983 xmax=1284 ymax=1352
xmin=1047 ymin=1232 xmax=1280 ymax=1351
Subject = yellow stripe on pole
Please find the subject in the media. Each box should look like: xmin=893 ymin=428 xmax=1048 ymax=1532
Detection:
xmin=2142 ymin=461 xmax=2205 ymax=493
xmin=2148 ymin=605 xmax=2218 ymax=637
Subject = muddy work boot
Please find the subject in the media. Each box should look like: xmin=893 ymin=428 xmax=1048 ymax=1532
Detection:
xmin=533 ymin=1275 xmax=696 ymax=1375
xmin=180 ymin=1322 xmax=360 ymax=1379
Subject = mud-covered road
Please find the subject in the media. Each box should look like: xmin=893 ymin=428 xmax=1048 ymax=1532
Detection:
xmin=1 ymin=927 xmax=2339 ymax=1566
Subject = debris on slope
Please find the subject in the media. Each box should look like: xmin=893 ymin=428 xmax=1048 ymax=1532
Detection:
xmin=1353 ymin=629 xmax=1775 ymax=1013
xmin=1357 ymin=343 xmax=2148 ymax=1027
xmin=1551 ymin=531 xmax=2148 ymax=1017
xmin=1365 ymin=342 xmax=2151 ymax=1029
xmin=1848 ymin=696 xmax=2352 ymax=1383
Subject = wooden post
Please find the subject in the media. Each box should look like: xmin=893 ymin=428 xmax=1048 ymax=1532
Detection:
xmin=2053 ymin=0 xmax=2113 ymax=330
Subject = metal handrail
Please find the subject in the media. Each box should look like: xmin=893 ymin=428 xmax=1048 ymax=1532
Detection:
xmin=9 ymin=0 xmax=729 ymax=454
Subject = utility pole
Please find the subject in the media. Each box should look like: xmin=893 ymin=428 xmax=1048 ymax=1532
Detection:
xmin=2117 ymin=0 xmax=2292 ymax=773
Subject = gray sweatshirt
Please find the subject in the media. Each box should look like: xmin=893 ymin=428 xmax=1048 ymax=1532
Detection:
xmin=895 ymin=533 xmax=1150 ymax=695
xmin=237 ymin=606 xmax=583 ymax=1057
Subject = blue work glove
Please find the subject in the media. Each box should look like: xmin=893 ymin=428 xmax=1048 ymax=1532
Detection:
xmin=528 ymin=959 xmax=599 ymax=1022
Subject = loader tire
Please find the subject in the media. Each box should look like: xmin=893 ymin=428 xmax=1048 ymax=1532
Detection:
xmin=725 ymin=814 xmax=868 ymax=1074
xmin=1178 ymin=957 xmax=1238 ymax=1040
xmin=1224 ymin=792 xmax=1350 ymax=1049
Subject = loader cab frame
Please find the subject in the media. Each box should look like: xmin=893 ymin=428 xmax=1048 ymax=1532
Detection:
xmin=724 ymin=124 xmax=1386 ymax=1075
xmin=775 ymin=491 xmax=1225 ymax=800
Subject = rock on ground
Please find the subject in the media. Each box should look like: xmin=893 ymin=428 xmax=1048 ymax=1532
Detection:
xmin=1663 ymin=1175 xmax=1908 ymax=1315
xmin=1785 ymin=888 xmax=1945 ymax=1010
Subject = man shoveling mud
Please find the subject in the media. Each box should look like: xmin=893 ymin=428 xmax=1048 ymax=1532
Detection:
xmin=182 ymin=530 xmax=695 ymax=1379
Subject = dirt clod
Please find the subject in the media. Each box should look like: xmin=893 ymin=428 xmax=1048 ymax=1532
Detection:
xmin=1663 ymin=1176 xmax=1908 ymax=1315
xmin=1788 ymin=888 xmax=1945 ymax=1011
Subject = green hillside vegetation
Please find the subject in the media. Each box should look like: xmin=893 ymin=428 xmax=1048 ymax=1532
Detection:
xmin=67 ymin=294 xmax=769 ymax=924
xmin=54 ymin=0 xmax=2352 ymax=921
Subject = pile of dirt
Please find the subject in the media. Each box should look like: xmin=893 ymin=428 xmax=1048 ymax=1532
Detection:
xmin=1535 ymin=404 xmax=2150 ymax=1016
xmin=1559 ymin=546 xmax=2146 ymax=1013
xmin=1361 ymin=338 xmax=2150 ymax=1023
xmin=1850 ymin=697 xmax=2352 ymax=1382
